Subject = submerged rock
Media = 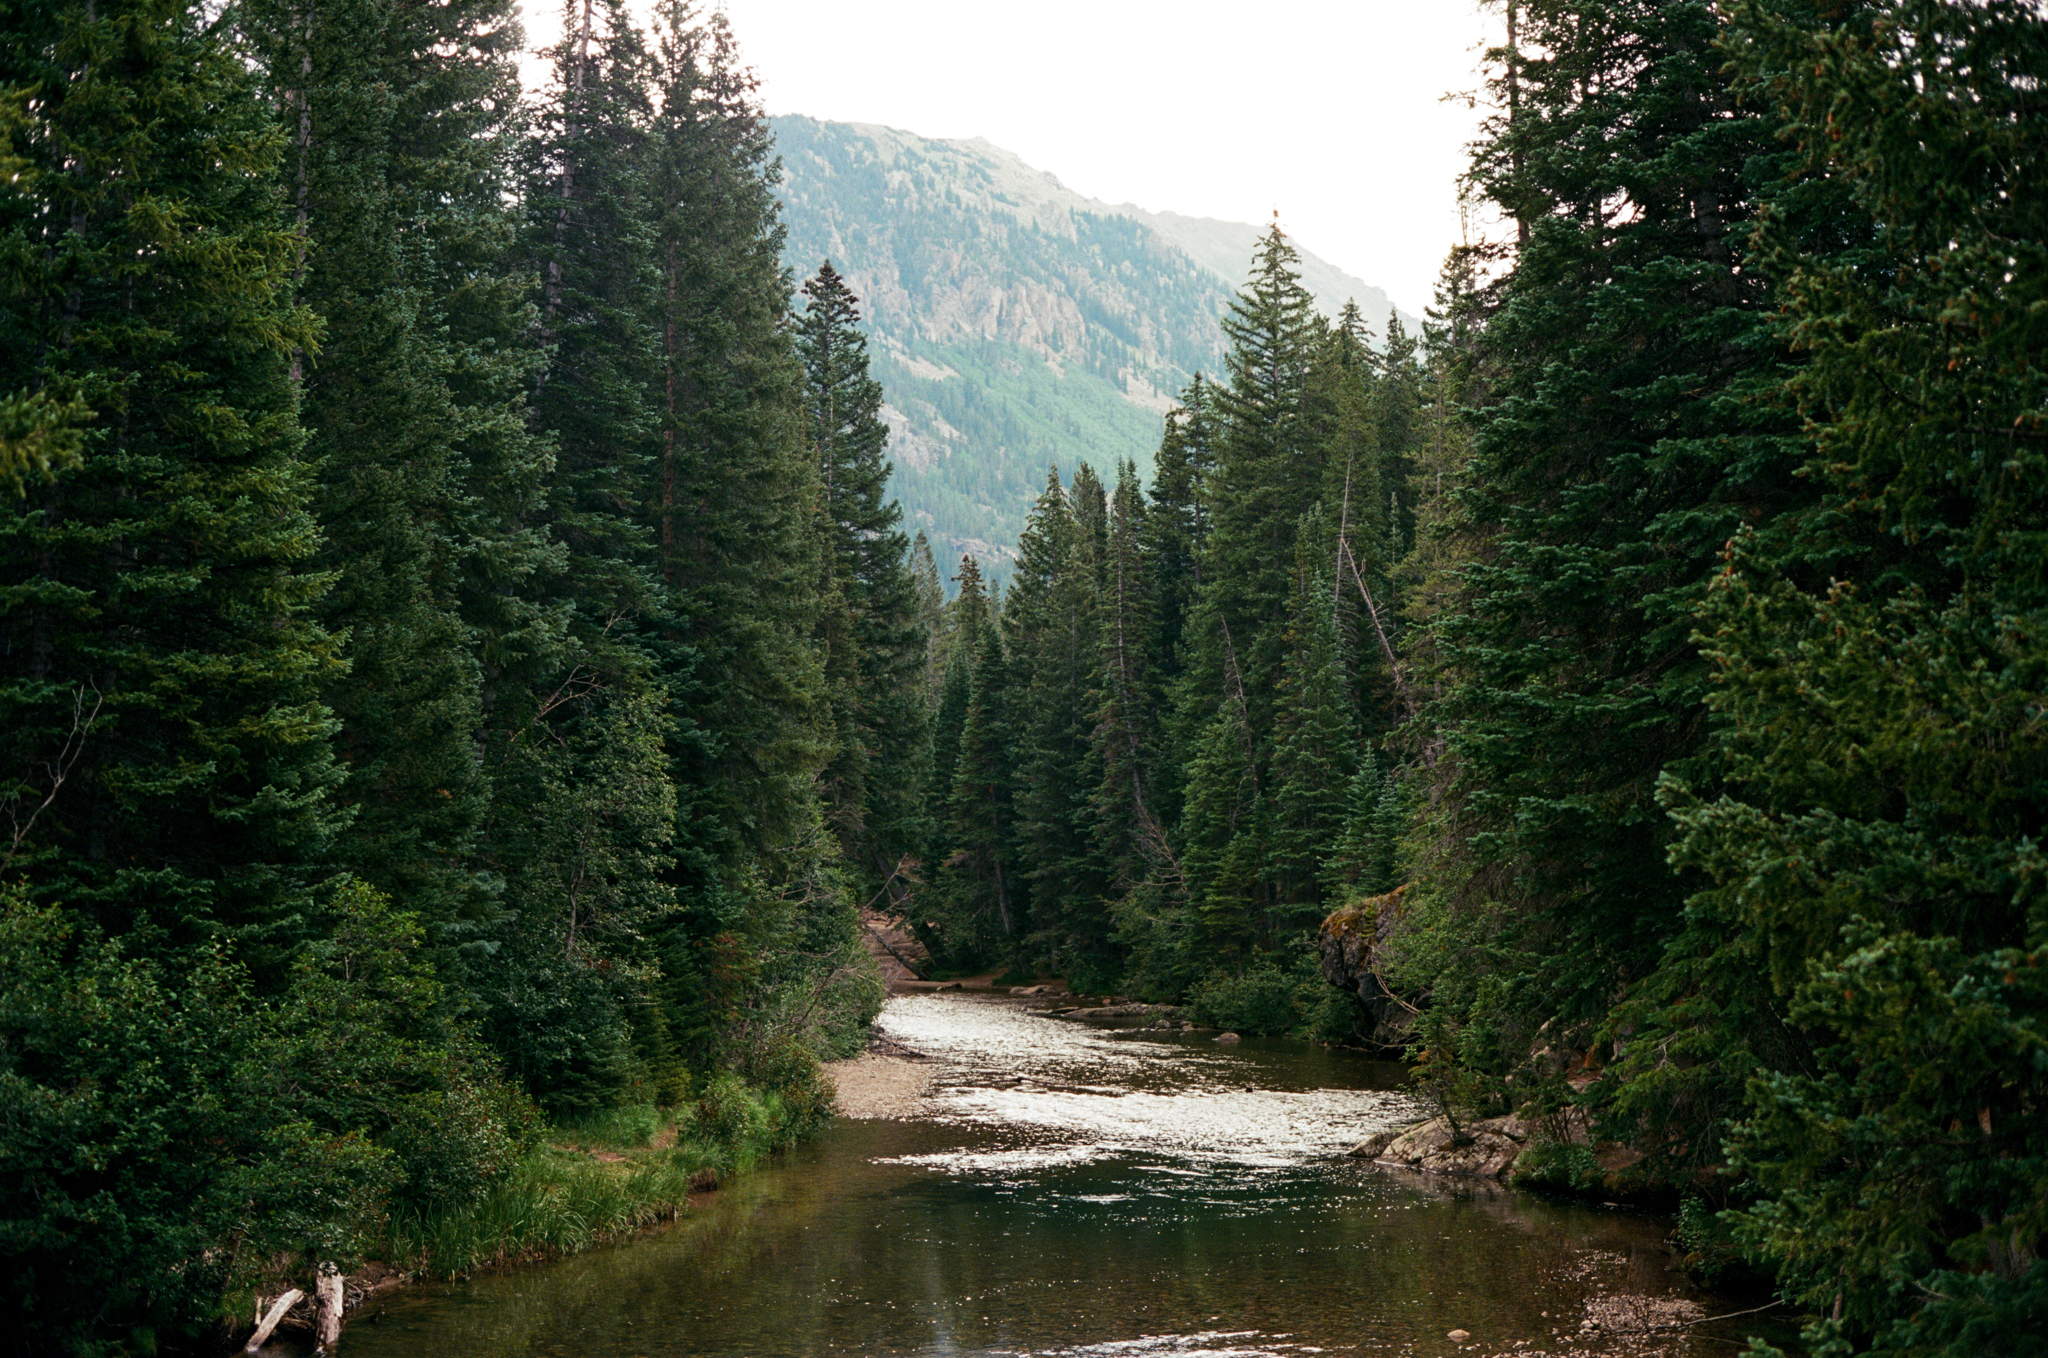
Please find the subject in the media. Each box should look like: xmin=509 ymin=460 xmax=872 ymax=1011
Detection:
xmin=1212 ymin=1031 xmax=1241 ymax=1043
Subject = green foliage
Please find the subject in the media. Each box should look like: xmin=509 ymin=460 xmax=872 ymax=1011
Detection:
xmin=1513 ymin=1142 xmax=1601 ymax=1195
xmin=0 ymin=884 xmax=536 ymax=1354
xmin=799 ymin=260 xmax=927 ymax=889
xmin=1187 ymin=962 xmax=1301 ymax=1037
xmin=0 ymin=0 xmax=345 ymax=957
xmin=1727 ymin=932 xmax=2047 ymax=1356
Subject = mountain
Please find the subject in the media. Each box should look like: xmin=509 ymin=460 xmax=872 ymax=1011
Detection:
xmin=770 ymin=116 xmax=1416 ymax=576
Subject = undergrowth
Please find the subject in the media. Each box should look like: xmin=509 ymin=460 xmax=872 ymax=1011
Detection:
xmin=383 ymin=1075 xmax=822 ymax=1278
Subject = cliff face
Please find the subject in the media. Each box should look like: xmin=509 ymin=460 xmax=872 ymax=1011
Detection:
xmin=1317 ymin=885 xmax=1416 ymax=1051
xmin=772 ymin=116 xmax=1412 ymax=579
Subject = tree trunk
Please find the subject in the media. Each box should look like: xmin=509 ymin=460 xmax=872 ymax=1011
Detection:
xmin=314 ymin=1264 xmax=345 ymax=1353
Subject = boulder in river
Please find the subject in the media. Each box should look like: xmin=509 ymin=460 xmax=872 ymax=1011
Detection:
xmin=1212 ymin=1031 xmax=1241 ymax=1043
xmin=1363 ymin=1113 xmax=1530 ymax=1178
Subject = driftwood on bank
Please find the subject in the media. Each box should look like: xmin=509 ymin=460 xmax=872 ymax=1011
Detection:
xmin=244 ymin=1288 xmax=303 ymax=1353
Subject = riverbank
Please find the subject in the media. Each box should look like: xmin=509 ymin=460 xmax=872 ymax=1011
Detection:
xmin=340 ymin=990 xmax=1769 ymax=1358
xmin=237 ymin=1078 xmax=822 ymax=1353
xmin=824 ymin=1050 xmax=934 ymax=1118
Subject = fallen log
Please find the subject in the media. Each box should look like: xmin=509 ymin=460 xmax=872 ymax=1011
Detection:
xmin=245 ymin=1288 xmax=303 ymax=1354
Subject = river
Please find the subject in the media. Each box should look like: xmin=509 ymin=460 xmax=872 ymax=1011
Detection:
xmin=345 ymin=993 xmax=1781 ymax=1358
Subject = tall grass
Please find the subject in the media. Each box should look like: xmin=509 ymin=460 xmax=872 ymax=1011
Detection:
xmin=384 ymin=1080 xmax=805 ymax=1277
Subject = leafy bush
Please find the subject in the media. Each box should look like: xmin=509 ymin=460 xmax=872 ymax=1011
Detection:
xmin=691 ymin=1073 xmax=773 ymax=1152
xmin=1188 ymin=963 xmax=1300 ymax=1035
xmin=1512 ymin=1140 xmax=1601 ymax=1193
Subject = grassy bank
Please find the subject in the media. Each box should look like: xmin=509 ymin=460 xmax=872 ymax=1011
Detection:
xmin=380 ymin=1076 xmax=819 ymax=1279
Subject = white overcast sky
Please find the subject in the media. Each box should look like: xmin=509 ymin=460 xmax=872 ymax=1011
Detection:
xmin=519 ymin=1 xmax=1500 ymax=317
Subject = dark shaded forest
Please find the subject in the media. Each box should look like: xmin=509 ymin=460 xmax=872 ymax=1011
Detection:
xmin=2 ymin=1 xmax=2042 ymax=1356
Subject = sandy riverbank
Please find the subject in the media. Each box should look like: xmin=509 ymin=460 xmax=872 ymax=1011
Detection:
xmin=824 ymin=1052 xmax=933 ymax=1119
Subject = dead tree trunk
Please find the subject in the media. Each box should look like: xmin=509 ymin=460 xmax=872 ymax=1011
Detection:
xmin=314 ymin=1265 xmax=344 ymax=1353
xmin=244 ymin=1288 xmax=304 ymax=1354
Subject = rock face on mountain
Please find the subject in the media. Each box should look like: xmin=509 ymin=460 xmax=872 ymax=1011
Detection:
xmin=771 ymin=116 xmax=1413 ymax=578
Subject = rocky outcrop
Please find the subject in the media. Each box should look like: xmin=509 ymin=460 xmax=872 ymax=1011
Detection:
xmin=1349 ymin=1113 xmax=1531 ymax=1178
xmin=1318 ymin=886 xmax=1417 ymax=1049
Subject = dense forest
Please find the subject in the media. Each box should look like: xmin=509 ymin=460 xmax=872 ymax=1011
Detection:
xmin=1 ymin=0 xmax=912 ymax=1349
xmin=1 ymin=0 xmax=2042 ymax=1356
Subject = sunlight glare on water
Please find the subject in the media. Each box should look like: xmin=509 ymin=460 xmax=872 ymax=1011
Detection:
xmin=344 ymin=994 xmax=1785 ymax=1358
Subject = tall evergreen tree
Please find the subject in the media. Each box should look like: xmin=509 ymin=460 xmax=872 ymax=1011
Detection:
xmin=647 ymin=0 xmax=826 ymax=859
xmin=937 ymin=586 xmax=1018 ymax=962
xmin=0 ymin=0 xmax=343 ymax=958
xmin=1092 ymin=461 xmax=1167 ymax=906
xmin=797 ymin=260 xmax=924 ymax=888
xmin=1421 ymin=0 xmax=1816 ymax=1117
xmin=244 ymin=0 xmax=557 ymax=976
xmin=1267 ymin=509 xmax=1357 ymax=927
xmin=1193 ymin=221 xmax=1327 ymax=729
xmin=1005 ymin=467 xmax=1110 ymax=975
xmin=1640 ymin=5 xmax=2048 ymax=1351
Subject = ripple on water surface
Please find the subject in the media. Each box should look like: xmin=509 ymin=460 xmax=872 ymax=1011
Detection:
xmin=341 ymin=995 xmax=1786 ymax=1358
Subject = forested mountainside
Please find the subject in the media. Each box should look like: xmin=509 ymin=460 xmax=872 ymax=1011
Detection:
xmin=772 ymin=115 xmax=1415 ymax=574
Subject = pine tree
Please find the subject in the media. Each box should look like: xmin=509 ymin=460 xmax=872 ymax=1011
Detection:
xmin=1648 ymin=4 xmax=2048 ymax=1349
xmin=908 ymin=530 xmax=948 ymax=709
xmin=1267 ymin=510 xmax=1356 ymax=929
xmin=938 ymin=598 xmax=1018 ymax=961
xmin=647 ymin=0 xmax=826 ymax=858
xmin=478 ymin=0 xmax=681 ymax=1111
xmin=1092 ymin=461 xmax=1168 ymax=907
xmin=1195 ymin=221 xmax=1327 ymax=726
xmin=1168 ymin=223 xmax=1328 ymax=961
xmin=1144 ymin=374 xmax=1218 ymax=693
xmin=1423 ymin=0 xmax=1815 ymax=1116
xmin=0 ymin=0 xmax=344 ymax=959
xmin=797 ymin=260 xmax=923 ymax=887
xmin=1005 ymin=467 xmax=1110 ymax=974
xmin=243 ymin=0 xmax=557 ymax=972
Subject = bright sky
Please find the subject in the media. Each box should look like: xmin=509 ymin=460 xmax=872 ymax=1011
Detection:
xmin=519 ymin=1 xmax=1500 ymax=318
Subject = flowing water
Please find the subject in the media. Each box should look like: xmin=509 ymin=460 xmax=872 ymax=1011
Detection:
xmin=346 ymin=994 xmax=1784 ymax=1358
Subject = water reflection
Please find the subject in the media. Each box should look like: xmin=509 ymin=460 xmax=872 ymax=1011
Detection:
xmin=346 ymin=995 xmax=1780 ymax=1358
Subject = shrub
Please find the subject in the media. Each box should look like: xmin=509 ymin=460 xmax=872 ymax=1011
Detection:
xmin=1188 ymin=963 xmax=1299 ymax=1035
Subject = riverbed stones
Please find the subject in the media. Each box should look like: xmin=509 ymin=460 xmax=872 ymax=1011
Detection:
xmin=1447 ymin=1329 xmax=1471 ymax=1343
xmin=1049 ymin=1002 xmax=1182 ymax=1019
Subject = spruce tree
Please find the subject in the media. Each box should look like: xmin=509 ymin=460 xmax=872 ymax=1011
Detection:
xmin=1647 ymin=4 xmax=2048 ymax=1349
xmin=1005 ymin=467 xmax=1111 ymax=975
xmin=1092 ymin=460 xmax=1167 ymax=907
xmin=647 ymin=0 xmax=826 ymax=858
xmin=1423 ymin=0 xmax=1815 ymax=1120
xmin=938 ymin=597 xmax=1019 ymax=961
xmin=798 ymin=261 xmax=923 ymax=888
xmin=1267 ymin=510 xmax=1357 ymax=928
xmin=244 ymin=0 xmax=556 ymax=972
xmin=1195 ymin=221 xmax=1327 ymax=726
xmin=0 ymin=0 xmax=343 ymax=958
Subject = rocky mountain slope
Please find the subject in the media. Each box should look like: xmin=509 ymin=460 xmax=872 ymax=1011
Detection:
xmin=771 ymin=116 xmax=1415 ymax=576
